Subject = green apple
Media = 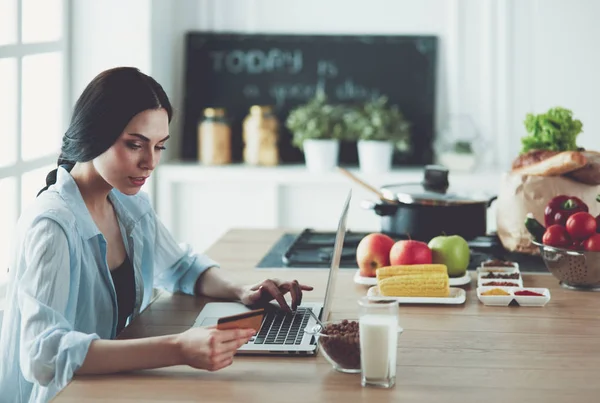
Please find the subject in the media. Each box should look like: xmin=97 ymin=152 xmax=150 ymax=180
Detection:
xmin=427 ymin=235 xmax=470 ymax=277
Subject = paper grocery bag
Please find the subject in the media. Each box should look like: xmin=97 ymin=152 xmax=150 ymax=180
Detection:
xmin=496 ymin=173 xmax=600 ymax=254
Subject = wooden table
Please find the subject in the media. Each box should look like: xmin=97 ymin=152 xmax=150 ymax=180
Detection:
xmin=53 ymin=229 xmax=600 ymax=403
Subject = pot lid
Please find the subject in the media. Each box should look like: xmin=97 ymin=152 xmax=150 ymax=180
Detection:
xmin=380 ymin=165 xmax=494 ymax=206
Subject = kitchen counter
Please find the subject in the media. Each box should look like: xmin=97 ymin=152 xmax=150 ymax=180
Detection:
xmin=54 ymin=229 xmax=600 ymax=403
xmin=154 ymin=162 xmax=504 ymax=253
xmin=156 ymin=161 xmax=503 ymax=186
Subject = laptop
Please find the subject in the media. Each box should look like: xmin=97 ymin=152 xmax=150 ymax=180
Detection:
xmin=192 ymin=190 xmax=351 ymax=355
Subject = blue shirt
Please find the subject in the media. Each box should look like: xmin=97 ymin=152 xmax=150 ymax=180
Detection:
xmin=0 ymin=167 xmax=219 ymax=402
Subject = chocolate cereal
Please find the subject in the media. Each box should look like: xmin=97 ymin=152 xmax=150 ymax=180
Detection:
xmin=319 ymin=320 xmax=361 ymax=370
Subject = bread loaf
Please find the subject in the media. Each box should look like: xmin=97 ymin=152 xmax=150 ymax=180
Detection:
xmin=512 ymin=151 xmax=587 ymax=176
xmin=511 ymin=150 xmax=560 ymax=170
xmin=565 ymin=151 xmax=600 ymax=185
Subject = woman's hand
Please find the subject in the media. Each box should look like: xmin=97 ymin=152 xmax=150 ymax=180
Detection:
xmin=239 ymin=279 xmax=314 ymax=312
xmin=175 ymin=327 xmax=255 ymax=371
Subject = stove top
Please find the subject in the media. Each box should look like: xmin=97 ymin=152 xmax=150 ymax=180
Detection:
xmin=255 ymin=229 xmax=548 ymax=273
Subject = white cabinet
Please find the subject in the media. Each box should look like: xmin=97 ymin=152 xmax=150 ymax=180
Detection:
xmin=172 ymin=182 xmax=278 ymax=255
xmin=155 ymin=163 xmax=502 ymax=253
xmin=277 ymin=183 xmax=383 ymax=231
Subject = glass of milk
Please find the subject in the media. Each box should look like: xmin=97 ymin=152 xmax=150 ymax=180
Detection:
xmin=358 ymin=297 xmax=401 ymax=388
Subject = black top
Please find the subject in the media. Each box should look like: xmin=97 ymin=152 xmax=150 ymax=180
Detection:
xmin=110 ymin=255 xmax=136 ymax=335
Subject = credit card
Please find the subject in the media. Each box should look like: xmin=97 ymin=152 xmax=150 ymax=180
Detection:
xmin=216 ymin=308 xmax=265 ymax=332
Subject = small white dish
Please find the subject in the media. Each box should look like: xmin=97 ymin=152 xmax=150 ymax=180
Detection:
xmin=448 ymin=271 xmax=472 ymax=287
xmin=478 ymin=279 xmax=522 ymax=288
xmin=353 ymin=270 xmax=377 ymax=286
xmin=477 ymin=286 xmax=515 ymax=306
xmin=477 ymin=277 xmax=523 ymax=288
xmin=513 ymin=288 xmax=551 ymax=307
xmin=477 ymin=261 xmax=520 ymax=273
xmin=477 ymin=269 xmax=522 ymax=287
xmin=367 ymin=286 xmax=466 ymax=305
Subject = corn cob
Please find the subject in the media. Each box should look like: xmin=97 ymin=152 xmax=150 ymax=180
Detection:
xmin=376 ymin=264 xmax=448 ymax=282
xmin=378 ymin=272 xmax=450 ymax=297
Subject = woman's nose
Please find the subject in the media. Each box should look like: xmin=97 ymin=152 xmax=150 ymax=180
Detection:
xmin=141 ymin=150 xmax=158 ymax=170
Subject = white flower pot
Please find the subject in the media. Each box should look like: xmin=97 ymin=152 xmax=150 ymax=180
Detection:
xmin=438 ymin=152 xmax=477 ymax=172
xmin=303 ymin=139 xmax=340 ymax=173
xmin=357 ymin=140 xmax=394 ymax=173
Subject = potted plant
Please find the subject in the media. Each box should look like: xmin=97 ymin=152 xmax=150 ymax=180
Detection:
xmin=286 ymin=92 xmax=345 ymax=172
xmin=436 ymin=140 xmax=477 ymax=171
xmin=344 ymin=97 xmax=411 ymax=173
xmin=434 ymin=115 xmax=479 ymax=172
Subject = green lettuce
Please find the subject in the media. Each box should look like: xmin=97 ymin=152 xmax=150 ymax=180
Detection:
xmin=520 ymin=107 xmax=583 ymax=154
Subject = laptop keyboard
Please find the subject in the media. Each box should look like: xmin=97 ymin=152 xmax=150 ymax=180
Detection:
xmin=251 ymin=308 xmax=312 ymax=345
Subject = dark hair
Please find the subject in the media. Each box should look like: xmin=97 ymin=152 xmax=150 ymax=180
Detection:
xmin=37 ymin=67 xmax=173 ymax=196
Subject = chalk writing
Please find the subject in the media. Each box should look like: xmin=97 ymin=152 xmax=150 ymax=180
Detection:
xmin=335 ymin=78 xmax=381 ymax=101
xmin=269 ymin=83 xmax=318 ymax=107
xmin=317 ymin=60 xmax=339 ymax=78
xmin=243 ymin=84 xmax=261 ymax=98
xmin=209 ymin=49 xmax=303 ymax=74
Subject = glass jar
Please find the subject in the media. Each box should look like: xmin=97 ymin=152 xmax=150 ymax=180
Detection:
xmin=357 ymin=297 xmax=401 ymax=388
xmin=197 ymin=107 xmax=232 ymax=165
xmin=242 ymin=105 xmax=279 ymax=166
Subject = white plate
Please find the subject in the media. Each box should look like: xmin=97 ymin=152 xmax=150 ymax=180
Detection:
xmin=353 ymin=270 xmax=377 ymax=286
xmin=354 ymin=270 xmax=472 ymax=287
xmin=448 ymin=271 xmax=472 ymax=286
xmin=367 ymin=286 xmax=466 ymax=305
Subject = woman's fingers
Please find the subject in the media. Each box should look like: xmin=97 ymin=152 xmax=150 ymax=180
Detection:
xmin=207 ymin=354 xmax=235 ymax=372
xmin=289 ymin=281 xmax=298 ymax=310
xmin=261 ymin=280 xmax=291 ymax=311
xmin=289 ymin=280 xmax=301 ymax=310
xmin=214 ymin=331 xmax=253 ymax=354
xmin=243 ymin=279 xmax=313 ymax=311
xmin=214 ymin=328 xmax=255 ymax=343
xmin=208 ymin=329 xmax=253 ymax=370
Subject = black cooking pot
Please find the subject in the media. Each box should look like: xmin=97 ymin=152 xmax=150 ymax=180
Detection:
xmin=362 ymin=165 xmax=497 ymax=242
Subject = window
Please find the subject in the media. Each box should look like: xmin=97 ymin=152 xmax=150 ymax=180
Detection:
xmin=0 ymin=0 xmax=69 ymax=297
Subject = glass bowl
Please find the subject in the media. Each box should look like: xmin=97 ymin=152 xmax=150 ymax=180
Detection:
xmin=305 ymin=320 xmax=361 ymax=373
xmin=532 ymin=241 xmax=600 ymax=291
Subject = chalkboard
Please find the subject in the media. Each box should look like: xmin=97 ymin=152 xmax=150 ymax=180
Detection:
xmin=182 ymin=33 xmax=437 ymax=165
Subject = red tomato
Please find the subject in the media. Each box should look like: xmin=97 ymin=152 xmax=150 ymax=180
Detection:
xmin=542 ymin=225 xmax=571 ymax=248
xmin=596 ymin=215 xmax=600 ymax=233
xmin=584 ymin=234 xmax=600 ymax=252
xmin=565 ymin=212 xmax=597 ymax=240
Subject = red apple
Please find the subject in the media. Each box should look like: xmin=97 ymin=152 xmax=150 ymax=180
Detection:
xmin=389 ymin=240 xmax=432 ymax=266
xmin=356 ymin=233 xmax=395 ymax=277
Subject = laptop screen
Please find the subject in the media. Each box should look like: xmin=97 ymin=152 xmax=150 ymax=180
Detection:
xmin=320 ymin=190 xmax=351 ymax=322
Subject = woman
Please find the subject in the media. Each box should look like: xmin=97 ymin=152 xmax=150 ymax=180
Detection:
xmin=0 ymin=67 xmax=312 ymax=403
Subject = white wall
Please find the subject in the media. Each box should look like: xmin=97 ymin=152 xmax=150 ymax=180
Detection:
xmin=70 ymin=0 xmax=154 ymax=193
xmin=71 ymin=0 xmax=152 ymax=101
xmin=69 ymin=0 xmax=600 ymax=170
xmin=510 ymin=0 xmax=600 ymax=155
xmin=149 ymin=0 xmax=600 ymax=170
